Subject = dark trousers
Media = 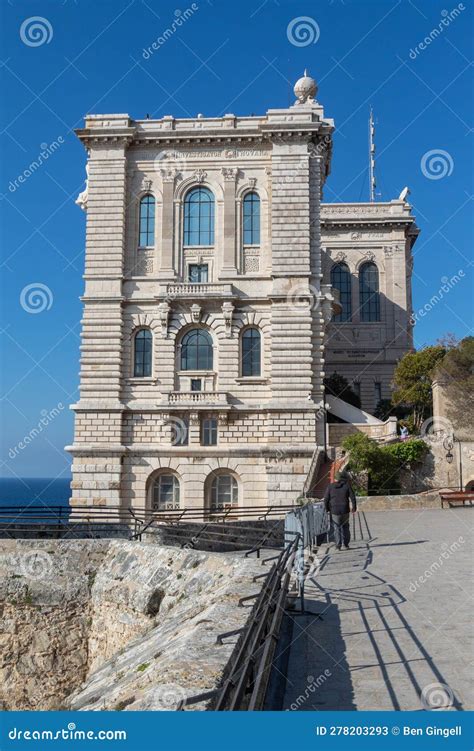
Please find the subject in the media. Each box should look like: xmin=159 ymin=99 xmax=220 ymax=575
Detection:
xmin=332 ymin=513 xmax=350 ymax=547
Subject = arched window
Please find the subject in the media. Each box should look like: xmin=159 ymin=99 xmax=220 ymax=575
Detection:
xmin=139 ymin=194 xmax=155 ymax=247
xmin=152 ymin=473 xmax=180 ymax=511
xmin=183 ymin=187 xmax=214 ymax=246
xmin=359 ymin=262 xmax=380 ymax=322
xmin=241 ymin=327 xmax=261 ymax=377
xmin=210 ymin=473 xmax=238 ymax=513
xmin=180 ymin=329 xmax=213 ymax=371
xmin=243 ymin=192 xmax=260 ymax=245
xmin=133 ymin=329 xmax=152 ymax=377
xmin=331 ymin=263 xmax=352 ymax=322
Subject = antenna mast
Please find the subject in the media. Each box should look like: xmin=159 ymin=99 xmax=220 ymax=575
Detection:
xmin=369 ymin=108 xmax=376 ymax=202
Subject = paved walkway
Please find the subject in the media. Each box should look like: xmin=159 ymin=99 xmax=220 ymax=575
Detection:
xmin=281 ymin=508 xmax=473 ymax=711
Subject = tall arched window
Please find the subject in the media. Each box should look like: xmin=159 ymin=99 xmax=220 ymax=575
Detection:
xmin=183 ymin=187 xmax=214 ymax=246
xmin=241 ymin=327 xmax=261 ymax=377
xmin=243 ymin=192 xmax=260 ymax=245
xmin=359 ymin=262 xmax=380 ymax=322
xmin=210 ymin=473 xmax=238 ymax=513
xmin=152 ymin=473 xmax=180 ymax=511
xmin=139 ymin=194 xmax=155 ymax=247
xmin=180 ymin=329 xmax=213 ymax=371
xmin=331 ymin=263 xmax=352 ymax=322
xmin=133 ymin=329 xmax=152 ymax=377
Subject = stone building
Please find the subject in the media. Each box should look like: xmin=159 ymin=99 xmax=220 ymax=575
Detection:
xmin=321 ymin=201 xmax=419 ymax=412
xmin=67 ymin=72 xmax=418 ymax=512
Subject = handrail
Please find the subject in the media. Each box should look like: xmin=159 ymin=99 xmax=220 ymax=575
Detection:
xmin=181 ymin=533 xmax=301 ymax=711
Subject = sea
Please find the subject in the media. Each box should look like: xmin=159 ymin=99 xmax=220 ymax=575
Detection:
xmin=0 ymin=478 xmax=71 ymax=508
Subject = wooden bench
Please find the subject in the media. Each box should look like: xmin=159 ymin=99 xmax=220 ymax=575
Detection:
xmin=440 ymin=491 xmax=474 ymax=508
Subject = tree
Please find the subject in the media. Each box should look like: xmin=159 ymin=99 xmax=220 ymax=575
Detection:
xmin=324 ymin=372 xmax=361 ymax=408
xmin=434 ymin=336 xmax=474 ymax=434
xmin=373 ymin=398 xmax=410 ymax=423
xmin=392 ymin=346 xmax=446 ymax=432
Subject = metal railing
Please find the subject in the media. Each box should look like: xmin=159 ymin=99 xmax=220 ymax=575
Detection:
xmin=180 ymin=532 xmax=301 ymax=710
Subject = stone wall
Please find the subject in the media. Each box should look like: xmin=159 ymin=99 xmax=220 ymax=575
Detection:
xmin=0 ymin=539 xmax=262 ymax=711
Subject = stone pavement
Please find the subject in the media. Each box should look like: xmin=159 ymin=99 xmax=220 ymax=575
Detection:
xmin=281 ymin=509 xmax=473 ymax=711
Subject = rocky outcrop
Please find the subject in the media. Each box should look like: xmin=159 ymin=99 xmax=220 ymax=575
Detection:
xmin=0 ymin=540 xmax=261 ymax=710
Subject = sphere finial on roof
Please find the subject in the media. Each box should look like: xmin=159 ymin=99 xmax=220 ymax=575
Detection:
xmin=293 ymin=70 xmax=318 ymax=104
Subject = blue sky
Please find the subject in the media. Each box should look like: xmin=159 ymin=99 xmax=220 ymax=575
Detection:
xmin=0 ymin=0 xmax=472 ymax=478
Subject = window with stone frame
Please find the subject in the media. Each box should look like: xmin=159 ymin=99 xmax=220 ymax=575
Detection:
xmin=243 ymin=191 xmax=260 ymax=245
xmin=183 ymin=187 xmax=215 ymax=246
xmin=359 ymin=262 xmax=380 ymax=322
xmin=210 ymin=473 xmax=238 ymax=513
xmin=331 ymin=262 xmax=352 ymax=322
xmin=133 ymin=329 xmax=152 ymax=377
xmin=152 ymin=473 xmax=180 ymax=511
xmin=138 ymin=194 xmax=155 ymax=247
xmin=201 ymin=417 xmax=218 ymax=446
xmin=241 ymin=327 xmax=261 ymax=377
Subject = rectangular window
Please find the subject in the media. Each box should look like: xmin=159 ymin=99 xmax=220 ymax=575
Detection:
xmin=188 ymin=264 xmax=208 ymax=283
xmin=201 ymin=417 xmax=218 ymax=446
xmin=374 ymin=382 xmax=382 ymax=405
xmin=191 ymin=379 xmax=202 ymax=392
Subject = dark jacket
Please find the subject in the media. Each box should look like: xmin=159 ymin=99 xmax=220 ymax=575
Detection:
xmin=323 ymin=480 xmax=357 ymax=515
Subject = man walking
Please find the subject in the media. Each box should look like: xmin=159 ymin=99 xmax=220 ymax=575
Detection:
xmin=323 ymin=470 xmax=357 ymax=550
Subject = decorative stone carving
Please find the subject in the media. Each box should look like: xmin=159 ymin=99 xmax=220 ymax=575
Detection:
xmin=190 ymin=304 xmax=202 ymax=323
xmin=160 ymin=168 xmax=177 ymax=183
xmin=351 ymin=232 xmax=362 ymax=240
xmin=158 ymin=302 xmax=171 ymax=337
xmin=244 ymin=254 xmax=260 ymax=273
xmin=222 ymin=302 xmax=234 ymax=337
xmin=193 ymin=169 xmax=207 ymax=184
xmin=136 ymin=249 xmax=154 ymax=275
xmin=363 ymin=251 xmax=375 ymax=262
xmin=218 ymin=412 xmax=228 ymax=426
xmin=293 ymin=70 xmax=318 ymax=105
xmin=221 ymin=167 xmax=238 ymax=180
xmin=75 ymin=163 xmax=89 ymax=211
xmin=383 ymin=246 xmax=393 ymax=257
xmin=142 ymin=178 xmax=152 ymax=191
xmin=334 ymin=251 xmax=347 ymax=263
xmin=189 ymin=412 xmax=200 ymax=426
xmin=248 ymin=177 xmax=257 ymax=189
